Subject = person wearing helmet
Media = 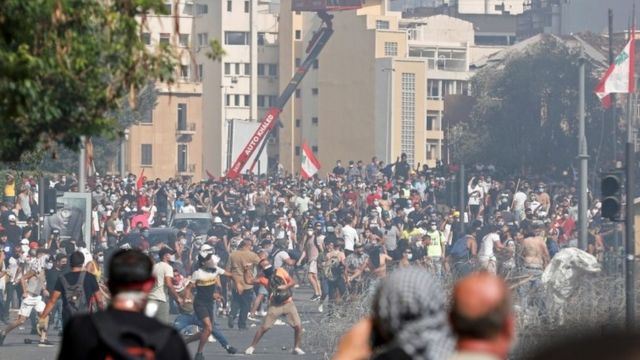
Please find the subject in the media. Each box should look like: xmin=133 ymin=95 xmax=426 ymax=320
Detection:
xmin=189 ymin=245 xmax=237 ymax=360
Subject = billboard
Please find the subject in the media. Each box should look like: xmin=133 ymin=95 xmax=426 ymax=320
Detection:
xmin=43 ymin=192 xmax=92 ymax=249
xmin=292 ymin=0 xmax=362 ymax=12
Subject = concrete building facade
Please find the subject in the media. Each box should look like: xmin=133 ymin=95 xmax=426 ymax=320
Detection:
xmin=126 ymin=0 xmax=204 ymax=180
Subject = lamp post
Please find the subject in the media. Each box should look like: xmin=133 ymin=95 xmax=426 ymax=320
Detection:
xmin=382 ymin=67 xmax=395 ymax=164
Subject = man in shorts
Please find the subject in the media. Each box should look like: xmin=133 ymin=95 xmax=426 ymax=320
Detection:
xmin=244 ymin=258 xmax=305 ymax=355
xmin=0 ymin=249 xmax=51 ymax=346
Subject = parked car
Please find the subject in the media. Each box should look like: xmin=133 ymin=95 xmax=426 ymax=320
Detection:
xmin=169 ymin=212 xmax=213 ymax=236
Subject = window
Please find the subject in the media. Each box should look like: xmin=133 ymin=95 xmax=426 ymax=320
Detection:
xmin=295 ymin=30 xmax=302 ymax=40
xmin=268 ymin=96 xmax=277 ymax=107
xmin=197 ymin=64 xmax=203 ymax=80
xmin=235 ymin=63 xmax=241 ymax=75
xmin=295 ymin=89 xmax=301 ymax=98
xmin=244 ymin=0 xmax=250 ymax=13
xmin=384 ymin=42 xmax=398 ymax=56
xmin=234 ymin=95 xmax=240 ymax=107
xmin=257 ymin=63 xmax=265 ymax=76
xmin=196 ymin=4 xmax=208 ymax=14
xmin=183 ymin=1 xmax=194 ymax=15
xmin=312 ymin=117 xmax=318 ymax=125
xmin=164 ymin=2 xmax=173 ymax=15
xmin=257 ymin=32 xmax=265 ymax=46
xmin=312 ymin=146 xmax=318 ymax=153
xmin=159 ymin=33 xmax=170 ymax=44
xmin=224 ymin=63 xmax=231 ymax=75
xmin=426 ymin=115 xmax=435 ymax=131
xmin=244 ymin=95 xmax=250 ymax=107
xmin=295 ymin=119 xmax=301 ymax=127
xmin=426 ymin=140 xmax=438 ymax=161
xmin=401 ymin=73 xmax=416 ymax=165
xmin=177 ymin=144 xmax=188 ymax=172
xmin=427 ymin=80 xmax=440 ymax=100
xmin=142 ymin=33 xmax=151 ymax=45
xmin=197 ymin=33 xmax=208 ymax=48
xmin=295 ymin=58 xmax=301 ymax=67
xmin=141 ymin=144 xmax=153 ymax=166
xmin=177 ymin=103 xmax=187 ymax=129
xmin=258 ymin=95 xmax=266 ymax=107
xmin=140 ymin=107 xmax=153 ymax=124
xmin=180 ymin=65 xmax=190 ymax=80
xmin=227 ymin=0 xmax=232 ymax=12
xmin=224 ymin=31 xmax=249 ymax=45
xmin=268 ymin=64 xmax=278 ymax=76
xmin=376 ymin=20 xmax=389 ymax=30
xmin=179 ymin=34 xmax=189 ymax=47
xmin=295 ymin=146 xmax=301 ymax=156
xmin=312 ymin=88 xmax=318 ymax=95
xmin=313 ymin=59 xmax=319 ymax=69
xmin=244 ymin=63 xmax=251 ymax=75
xmin=225 ymin=95 xmax=231 ymax=106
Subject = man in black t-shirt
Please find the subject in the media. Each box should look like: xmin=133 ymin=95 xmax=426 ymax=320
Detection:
xmin=40 ymin=251 xmax=101 ymax=326
xmin=58 ymin=249 xmax=189 ymax=360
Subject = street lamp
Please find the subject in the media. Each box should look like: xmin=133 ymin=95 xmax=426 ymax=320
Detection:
xmin=382 ymin=67 xmax=395 ymax=164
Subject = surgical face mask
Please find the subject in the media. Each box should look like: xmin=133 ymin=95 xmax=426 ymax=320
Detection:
xmin=406 ymin=252 xmax=413 ymax=260
xmin=180 ymin=238 xmax=187 ymax=246
xmin=45 ymin=262 xmax=54 ymax=270
xmin=204 ymin=257 xmax=217 ymax=269
xmin=430 ymin=225 xmax=437 ymax=231
xmin=168 ymin=254 xmax=176 ymax=262
xmin=306 ymin=230 xmax=314 ymax=236
xmin=98 ymin=255 xmax=104 ymax=263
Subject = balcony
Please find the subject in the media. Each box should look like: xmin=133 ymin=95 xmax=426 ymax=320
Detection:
xmin=177 ymin=163 xmax=196 ymax=175
xmin=176 ymin=122 xmax=196 ymax=135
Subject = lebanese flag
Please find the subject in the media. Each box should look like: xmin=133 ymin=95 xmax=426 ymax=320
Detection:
xmin=300 ymin=142 xmax=320 ymax=179
xmin=594 ymin=29 xmax=636 ymax=108
xmin=136 ymin=168 xmax=145 ymax=190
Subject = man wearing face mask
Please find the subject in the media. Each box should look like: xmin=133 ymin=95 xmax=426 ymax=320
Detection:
xmin=43 ymin=254 xmax=67 ymax=332
xmin=39 ymin=251 xmax=102 ymax=331
xmin=58 ymin=249 xmax=190 ymax=359
xmin=147 ymin=247 xmax=183 ymax=325
xmin=426 ymin=221 xmax=446 ymax=276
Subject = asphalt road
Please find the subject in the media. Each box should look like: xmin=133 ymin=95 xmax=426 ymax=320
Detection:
xmin=0 ymin=287 xmax=329 ymax=360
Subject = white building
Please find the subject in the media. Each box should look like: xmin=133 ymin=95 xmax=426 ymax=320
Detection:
xmin=194 ymin=0 xmax=280 ymax=176
xmin=456 ymin=0 xmax=524 ymax=15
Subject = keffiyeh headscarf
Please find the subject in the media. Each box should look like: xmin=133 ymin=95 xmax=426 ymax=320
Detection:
xmin=372 ymin=267 xmax=455 ymax=360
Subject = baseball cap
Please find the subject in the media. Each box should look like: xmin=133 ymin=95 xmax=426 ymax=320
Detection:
xmin=199 ymin=244 xmax=214 ymax=258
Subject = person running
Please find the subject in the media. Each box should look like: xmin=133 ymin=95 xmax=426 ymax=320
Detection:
xmin=189 ymin=246 xmax=237 ymax=360
xmin=244 ymin=258 xmax=305 ymax=355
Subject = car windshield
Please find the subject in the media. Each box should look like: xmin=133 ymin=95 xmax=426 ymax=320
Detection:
xmin=172 ymin=219 xmax=212 ymax=235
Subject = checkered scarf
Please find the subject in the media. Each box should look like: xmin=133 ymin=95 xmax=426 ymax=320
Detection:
xmin=372 ymin=267 xmax=455 ymax=360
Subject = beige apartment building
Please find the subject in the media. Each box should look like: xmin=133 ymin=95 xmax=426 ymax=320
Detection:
xmin=279 ymin=0 xmax=441 ymax=174
xmin=125 ymin=0 xmax=204 ymax=180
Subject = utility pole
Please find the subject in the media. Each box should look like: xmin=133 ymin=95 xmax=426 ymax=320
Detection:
xmin=79 ymin=136 xmax=86 ymax=193
xmin=610 ymin=9 xmax=617 ymax=164
xmin=459 ymin=164 xmax=465 ymax=234
xmin=625 ymin=9 xmax=636 ymax=330
xmin=578 ymin=47 xmax=589 ymax=251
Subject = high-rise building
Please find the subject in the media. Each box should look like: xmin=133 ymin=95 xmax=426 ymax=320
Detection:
xmin=125 ymin=0 xmax=203 ymax=180
xmin=194 ymin=0 xmax=280 ymax=176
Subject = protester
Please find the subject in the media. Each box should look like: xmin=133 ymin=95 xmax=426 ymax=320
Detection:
xmin=57 ymin=249 xmax=190 ymax=359
xmin=449 ymin=273 xmax=515 ymax=360
xmin=148 ymin=247 xmax=183 ymax=325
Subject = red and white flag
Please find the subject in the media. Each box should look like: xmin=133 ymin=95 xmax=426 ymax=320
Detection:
xmin=300 ymin=142 xmax=320 ymax=179
xmin=594 ymin=29 xmax=636 ymax=108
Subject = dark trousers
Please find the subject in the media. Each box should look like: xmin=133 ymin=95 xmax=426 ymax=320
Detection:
xmin=230 ymin=289 xmax=253 ymax=329
xmin=0 ymin=289 xmax=7 ymax=321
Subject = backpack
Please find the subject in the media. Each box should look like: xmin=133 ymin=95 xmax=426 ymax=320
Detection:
xmin=60 ymin=271 xmax=88 ymax=315
xmin=546 ymin=237 xmax=559 ymax=258
xmin=449 ymin=235 xmax=471 ymax=261
xmin=269 ymin=270 xmax=293 ymax=305
xmin=91 ymin=311 xmax=173 ymax=360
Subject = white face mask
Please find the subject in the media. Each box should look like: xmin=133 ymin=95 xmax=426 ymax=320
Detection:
xmin=307 ymin=230 xmax=314 ymax=236
xmin=407 ymin=253 xmax=413 ymax=260
xmin=168 ymin=254 xmax=176 ymax=262
xmin=98 ymin=255 xmax=104 ymax=263
xmin=45 ymin=262 xmax=54 ymax=270
xmin=180 ymin=238 xmax=187 ymax=246
xmin=431 ymin=225 xmax=437 ymax=231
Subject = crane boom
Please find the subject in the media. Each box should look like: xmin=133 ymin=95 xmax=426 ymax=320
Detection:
xmin=226 ymin=12 xmax=334 ymax=179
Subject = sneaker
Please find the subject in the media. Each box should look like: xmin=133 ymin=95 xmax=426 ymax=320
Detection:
xmin=258 ymin=310 xmax=267 ymax=317
xmin=310 ymin=295 xmax=321 ymax=301
xmin=38 ymin=340 xmax=54 ymax=347
xmin=194 ymin=352 xmax=205 ymax=360
xmin=225 ymin=345 xmax=238 ymax=354
xmin=208 ymin=334 xmax=216 ymax=343
xmin=247 ymin=315 xmax=259 ymax=322
xmin=274 ymin=319 xmax=286 ymax=326
xmin=318 ymin=304 xmax=323 ymax=313
xmin=245 ymin=346 xmax=255 ymax=355
xmin=292 ymin=347 xmax=306 ymax=355
xmin=0 ymin=331 xmax=5 ymax=346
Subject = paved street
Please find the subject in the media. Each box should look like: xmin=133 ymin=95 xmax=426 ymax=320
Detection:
xmin=0 ymin=287 xmax=328 ymax=360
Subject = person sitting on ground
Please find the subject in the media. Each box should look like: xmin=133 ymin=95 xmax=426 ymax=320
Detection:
xmin=57 ymin=249 xmax=190 ymax=360
xmin=449 ymin=272 xmax=515 ymax=360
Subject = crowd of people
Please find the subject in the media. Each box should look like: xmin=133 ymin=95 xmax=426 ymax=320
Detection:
xmin=0 ymin=153 xmax=624 ymax=358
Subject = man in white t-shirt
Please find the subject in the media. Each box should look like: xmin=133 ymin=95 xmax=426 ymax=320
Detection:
xmin=478 ymin=227 xmax=503 ymax=274
xmin=181 ymin=199 xmax=196 ymax=214
xmin=341 ymin=216 xmax=359 ymax=256
xmin=148 ymin=248 xmax=183 ymax=324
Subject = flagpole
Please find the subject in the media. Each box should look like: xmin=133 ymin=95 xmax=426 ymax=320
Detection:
xmin=626 ymin=9 xmax=636 ymax=330
xmin=578 ymin=46 xmax=589 ymax=251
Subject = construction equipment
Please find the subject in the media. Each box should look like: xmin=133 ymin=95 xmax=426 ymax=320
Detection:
xmin=226 ymin=11 xmax=337 ymax=179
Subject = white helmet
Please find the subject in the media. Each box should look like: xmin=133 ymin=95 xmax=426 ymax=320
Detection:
xmin=199 ymin=244 xmax=215 ymax=258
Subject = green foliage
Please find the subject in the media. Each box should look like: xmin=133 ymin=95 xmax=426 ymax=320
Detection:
xmin=456 ymin=38 xmax=607 ymax=172
xmin=206 ymin=39 xmax=226 ymax=62
xmin=0 ymin=0 xmax=175 ymax=162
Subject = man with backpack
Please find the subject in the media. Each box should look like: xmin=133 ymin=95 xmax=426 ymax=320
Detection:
xmin=39 ymin=251 xmax=102 ymax=328
xmin=57 ymin=249 xmax=190 ymax=359
xmin=447 ymin=221 xmax=481 ymax=279
xmin=243 ymin=258 xmax=305 ymax=355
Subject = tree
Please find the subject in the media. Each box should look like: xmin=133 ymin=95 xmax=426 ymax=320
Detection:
xmin=456 ymin=37 xmax=607 ymax=174
xmin=0 ymin=0 xmax=174 ymax=162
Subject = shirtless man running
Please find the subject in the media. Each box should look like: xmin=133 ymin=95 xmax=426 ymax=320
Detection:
xmin=519 ymin=224 xmax=550 ymax=308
